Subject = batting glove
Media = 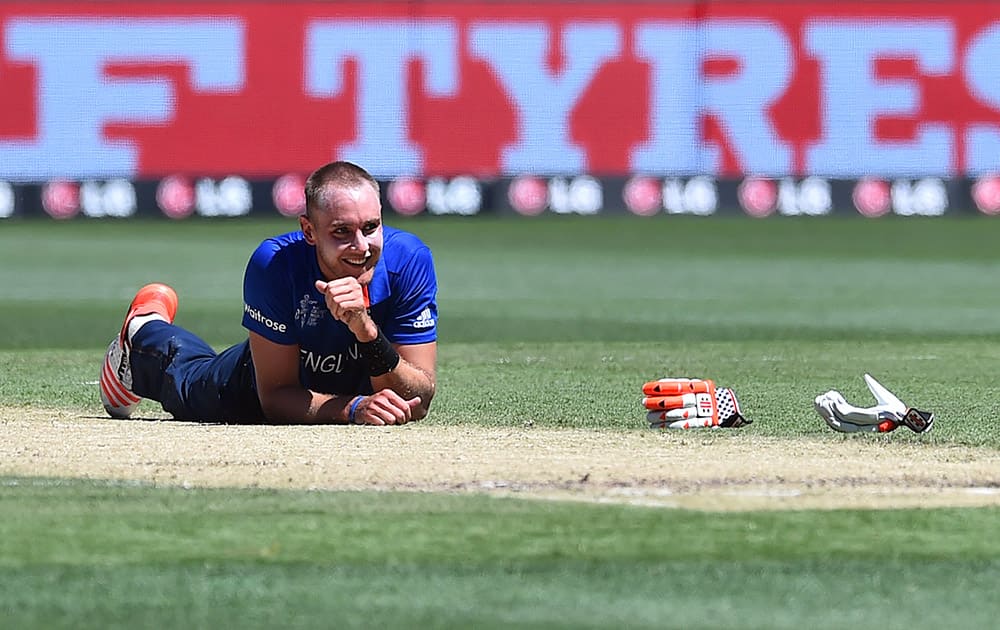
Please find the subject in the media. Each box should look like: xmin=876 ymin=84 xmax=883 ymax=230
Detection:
xmin=814 ymin=373 xmax=934 ymax=434
xmin=642 ymin=378 xmax=751 ymax=429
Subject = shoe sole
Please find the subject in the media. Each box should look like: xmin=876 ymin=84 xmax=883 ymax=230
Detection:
xmin=102 ymin=283 xmax=177 ymax=419
xmin=100 ymin=338 xmax=141 ymax=418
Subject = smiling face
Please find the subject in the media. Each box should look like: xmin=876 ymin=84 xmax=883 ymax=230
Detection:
xmin=300 ymin=181 xmax=383 ymax=285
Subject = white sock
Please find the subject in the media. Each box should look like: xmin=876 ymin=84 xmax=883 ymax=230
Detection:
xmin=127 ymin=313 xmax=167 ymax=344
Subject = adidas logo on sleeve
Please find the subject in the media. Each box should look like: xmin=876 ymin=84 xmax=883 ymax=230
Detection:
xmin=413 ymin=307 xmax=435 ymax=329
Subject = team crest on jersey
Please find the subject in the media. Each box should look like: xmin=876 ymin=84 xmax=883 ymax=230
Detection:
xmin=295 ymin=293 xmax=325 ymax=328
xmin=413 ymin=307 xmax=435 ymax=329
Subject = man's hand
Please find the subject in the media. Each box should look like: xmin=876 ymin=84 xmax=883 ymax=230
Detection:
xmin=351 ymin=390 xmax=422 ymax=425
xmin=315 ymin=278 xmax=377 ymax=341
xmin=313 ymin=279 xmax=436 ymax=422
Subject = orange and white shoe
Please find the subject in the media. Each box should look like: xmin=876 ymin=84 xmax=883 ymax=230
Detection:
xmin=99 ymin=283 xmax=178 ymax=419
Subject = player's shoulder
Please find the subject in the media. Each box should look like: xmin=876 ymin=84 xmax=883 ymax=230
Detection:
xmin=381 ymin=225 xmax=432 ymax=266
xmin=258 ymin=230 xmax=307 ymax=252
xmin=251 ymin=230 xmax=309 ymax=263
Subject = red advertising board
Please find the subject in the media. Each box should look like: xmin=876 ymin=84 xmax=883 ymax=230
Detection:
xmin=2 ymin=2 xmax=1000 ymax=180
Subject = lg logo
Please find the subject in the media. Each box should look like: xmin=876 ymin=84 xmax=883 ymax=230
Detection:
xmin=623 ymin=176 xmax=718 ymax=216
xmin=738 ymin=177 xmax=832 ymax=218
xmin=853 ymin=178 xmax=948 ymax=217
xmin=508 ymin=176 xmax=603 ymax=216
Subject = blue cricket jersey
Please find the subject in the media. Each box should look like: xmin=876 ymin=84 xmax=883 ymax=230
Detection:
xmin=241 ymin=226 xmax=437 ymax=396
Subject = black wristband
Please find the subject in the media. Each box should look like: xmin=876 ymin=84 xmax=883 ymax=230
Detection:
xmin=358 ymin=330 xmax=400 ymax=376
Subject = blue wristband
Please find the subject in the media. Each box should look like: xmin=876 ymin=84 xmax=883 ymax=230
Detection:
xmin=348 ymin=396 xmax=364 ymax=424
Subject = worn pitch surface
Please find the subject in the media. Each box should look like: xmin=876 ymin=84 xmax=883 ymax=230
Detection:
xmin=4 ymin=407 xmax=999 ymax=511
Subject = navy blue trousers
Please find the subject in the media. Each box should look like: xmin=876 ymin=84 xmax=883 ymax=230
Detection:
xmin=129 ymin=320 xmax=266 ymax=423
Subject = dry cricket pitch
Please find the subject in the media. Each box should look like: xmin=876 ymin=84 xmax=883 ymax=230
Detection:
xmin=3 ymin=406 xmax=1000 ymax=511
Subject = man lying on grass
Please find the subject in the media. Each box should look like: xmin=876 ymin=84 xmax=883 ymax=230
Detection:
xmin=99 ymin=160 xmax=437 ymax=425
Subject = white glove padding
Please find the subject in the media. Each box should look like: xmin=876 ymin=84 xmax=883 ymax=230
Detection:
xmin=814 ymin=374 xmax=934 ymax=434
xmin=813 ymin=390 xmax=899 ymax=433
xmin=643 ymin=378 xmax=751 ymax=429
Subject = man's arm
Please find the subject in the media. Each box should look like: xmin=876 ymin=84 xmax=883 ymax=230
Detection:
xmin=317 ymin=277 xmax=437 ymax=420
xmin=247 ymin=331 xmax=351 ymax=424
xmin=374 ymin=341 xmax=436 ymax=420
xmin=247 ymin=331 xmax=420 ymax=425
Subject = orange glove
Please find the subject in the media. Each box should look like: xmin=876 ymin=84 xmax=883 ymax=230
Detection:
xmin=642 ymin=378 xmax=751 ymax=429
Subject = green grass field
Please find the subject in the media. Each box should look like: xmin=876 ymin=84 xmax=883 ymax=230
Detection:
xmin=2 ymin=215 xmax=1000 ymax=628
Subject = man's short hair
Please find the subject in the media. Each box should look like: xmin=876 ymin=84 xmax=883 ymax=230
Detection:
xmin=304 ymin=161 xmax=380 ymax=218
